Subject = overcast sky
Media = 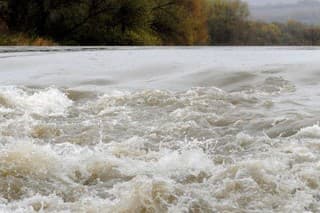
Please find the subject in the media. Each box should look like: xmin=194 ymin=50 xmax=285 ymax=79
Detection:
xmin=247 ymin=0 xmax=320 ymax=24
xmin=245 ymin=0 xmax=309 ymax=6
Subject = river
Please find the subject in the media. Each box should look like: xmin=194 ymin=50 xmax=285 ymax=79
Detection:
xmin=0 ymin=47 xmax=320 ymax=212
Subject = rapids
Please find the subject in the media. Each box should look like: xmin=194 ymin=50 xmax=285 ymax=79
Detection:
xmin=0 ymin=47 xmax=320 ymax=212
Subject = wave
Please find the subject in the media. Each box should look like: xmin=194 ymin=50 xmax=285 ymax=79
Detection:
xmin=0 ymin=87 xmax=72 ymax=116
xmin=0 ymin=83 xmax=319 ymax=212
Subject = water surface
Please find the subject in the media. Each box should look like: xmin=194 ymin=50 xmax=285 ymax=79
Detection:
xmin=0 ymin=47 xmax=320 ymax=212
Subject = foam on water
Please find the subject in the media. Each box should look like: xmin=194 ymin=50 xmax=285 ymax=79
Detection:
xmin=1 ymin=47 xmax=320 ymax=212
xmin=0 ymin=87 xmax=72 ymax=116
xmin=0 ymin=84 xmax=318 ymax=212
xmin=297 ymin=124 xmax=320 ymax=138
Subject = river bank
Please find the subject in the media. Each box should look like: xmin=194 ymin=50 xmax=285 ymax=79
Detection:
xmin=0 ymin=33 xmax=55 ymax=46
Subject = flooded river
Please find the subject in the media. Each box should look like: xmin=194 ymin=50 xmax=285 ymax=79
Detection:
xmin=0 ymin=47 xmax=320 ymax=212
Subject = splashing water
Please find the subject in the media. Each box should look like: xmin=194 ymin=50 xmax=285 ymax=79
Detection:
xmin=0 ymin=47 xmax=320 ymax=212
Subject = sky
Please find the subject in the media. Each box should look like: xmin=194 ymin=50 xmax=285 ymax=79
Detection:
xmin=245 ymin=0 xmax=305 ymax=6
xmin=247 ymin=0 xmax=320 ymax=24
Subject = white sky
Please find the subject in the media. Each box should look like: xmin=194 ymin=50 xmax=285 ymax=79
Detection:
xmin=245 ymin=0 xmax=307 ymax=6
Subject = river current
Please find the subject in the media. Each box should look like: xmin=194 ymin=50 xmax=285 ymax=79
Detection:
xmin=0 ymin=47 xmax=320 ymax=212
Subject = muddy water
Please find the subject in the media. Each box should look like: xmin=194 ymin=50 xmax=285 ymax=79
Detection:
xmin=0 ymin=47 xmax=320 ymax=212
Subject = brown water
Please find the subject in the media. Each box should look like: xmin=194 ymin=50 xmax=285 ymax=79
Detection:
xmin=0 ymin=47 xmax=320 ymax=212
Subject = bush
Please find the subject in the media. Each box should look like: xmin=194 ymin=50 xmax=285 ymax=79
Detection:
xmin=0 ymin=33 xmax=55 ymax=45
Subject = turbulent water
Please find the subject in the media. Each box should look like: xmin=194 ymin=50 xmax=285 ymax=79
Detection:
xmin=0 ymin=47 xmax=320 ymax=212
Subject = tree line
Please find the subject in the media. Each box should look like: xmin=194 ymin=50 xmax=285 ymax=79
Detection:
xmin=0 ymin=0 xmax=320 ymax=45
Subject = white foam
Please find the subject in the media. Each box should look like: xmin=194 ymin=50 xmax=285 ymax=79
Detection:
xmin=297 ymin=124 xmax=320 ymax=138
xmin=0 ymin=87 xmax=72 ymax=116
xmin=155 ymin=149 xmax=212 ymax=176
xmin=1 ymin=47 xmax=320 ymax=211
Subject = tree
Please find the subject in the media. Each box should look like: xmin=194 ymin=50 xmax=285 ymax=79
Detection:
xmin=0 ymin=0 xmax=8 ymax=32
xmin=5 ymin=0 xmax=318 ymax=46
xmin=208 ymin=0 xmax=249 ymax=44
xmin=151 ymin=0 xmax=209 ymax=45
xmin=5 ymin=0 xmax=157 ymax=44
xmin=304 ymin=26 xmax=320 ymax=45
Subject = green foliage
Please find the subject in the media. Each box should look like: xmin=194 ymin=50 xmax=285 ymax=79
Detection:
xmin=152 ymin=0 xmax=209 ymax=45
xmin=2 ymin=0 xmax=210 ymax=45
xmin=1 ymin=0 xmax=320 ymax=45
xmin=207 ymin=0 xmax=320 ymax=45
xmin=0 ymin=33 xmax=54 ymax=45
xmin=208 ymin=0 xmax=249 ymax=44
xmin=244 ymin=20 xmax=320 ymax=45
xmin=245 ymin=22 xmax=282 ymax=45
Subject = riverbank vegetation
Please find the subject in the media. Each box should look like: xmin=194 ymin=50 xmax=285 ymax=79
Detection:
xmin=0 ymin=0 xmax=319 ymax=45
xmin=0 ymin=33 xmax=54 ymax=45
